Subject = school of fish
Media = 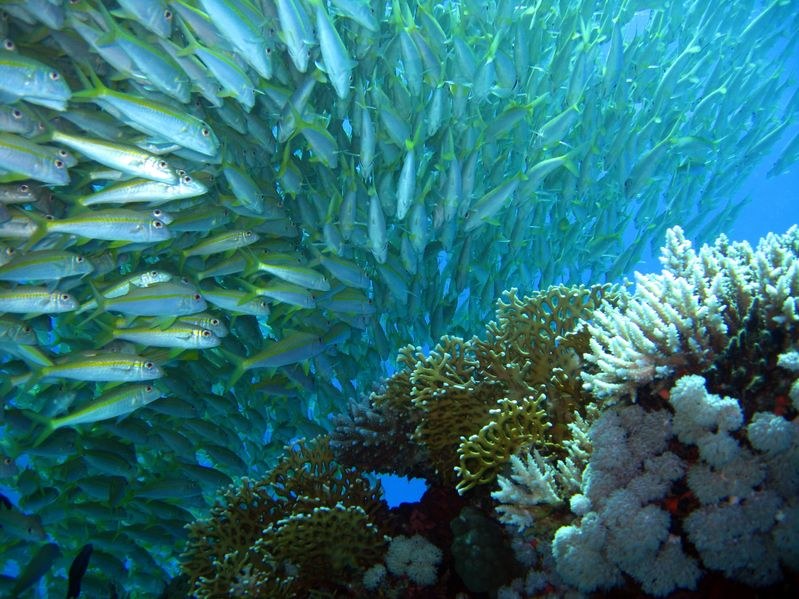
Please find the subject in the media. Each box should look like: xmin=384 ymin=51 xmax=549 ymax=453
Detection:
xmin=0 ymin=0 xmax=797 ymax=595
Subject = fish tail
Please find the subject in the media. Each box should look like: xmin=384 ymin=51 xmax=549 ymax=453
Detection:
xmin=71 ymin=63 xmax=108 ymax=101
xmin=19 ymin=409 xmax=54 ymax=447
xmin=223 ymin=351 xmax=247 ymax=388
xmin=19 ymin=210 xmax=50 ymax=251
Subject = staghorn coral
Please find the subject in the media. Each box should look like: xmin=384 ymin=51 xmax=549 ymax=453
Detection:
xmin=491 ymin=410 xmax=594 ymax=533
xmin=181 ymin=437 xmax=390 ymax=597
xmin=583 ymin=225 xmax=799 ymax=403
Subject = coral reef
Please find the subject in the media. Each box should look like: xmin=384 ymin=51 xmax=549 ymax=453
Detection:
xmin=333 ymin=285 xmax=610 ymax=495
xmin=181 ymin=436 xmax=389 ymax=597
xmin=497 ymin=227 xmax=799 ymax=597
xmin=583 ymin=225 xmax=799 ymax=402
xmin=186 ymin=226 xmax=799 ymax=597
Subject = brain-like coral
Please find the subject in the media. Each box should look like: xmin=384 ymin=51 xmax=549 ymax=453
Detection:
xmin=181 ymin=437 xmax=389 ymax=596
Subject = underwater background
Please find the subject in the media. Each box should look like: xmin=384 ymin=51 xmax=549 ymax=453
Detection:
xmin=1 ymin=0 xmax=798 ymax=597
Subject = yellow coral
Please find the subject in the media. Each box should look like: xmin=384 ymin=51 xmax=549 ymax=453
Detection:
xmin=259 ymin=504 xmax=388 ymax=590
xmin=181 ymin=437 xmax=389 ymax=596
xmin=455 ymin=395 xmax=550 ymax=493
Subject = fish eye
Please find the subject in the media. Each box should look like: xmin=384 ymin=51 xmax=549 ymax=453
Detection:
xmin=152 ymin=219 xmax=163 ymax=228
xmin=4 ymin=40 xmax=15 ymax=51
xmin=58 ymin=149 xmax=68 ymax=158
xmin=158 ymin=160 xmax=167 ymax=168
xmin=150 ymin=270 xmax=158 ymax=276
xmin=18 ymin=183 xmax=28 ymax=192
xmin=45 ymin=214 xmax=54 ymax=221
xmin=145 ymin=361 xmax=154 ymax=369
xmin=54 ymin=159 xmax=64 ymax=168
xmin=202 ymin=330 xmax=211 ymax=337
xmin=193 ymin=293 xmax=201 ymax=301
xmin=211 ymin=318 xmax=220 ymax=325
xmin=182 ymin=175 xmax=192 ymax=183
xmin=266 ymin=47 xmax=272 ymax=55
xmin=201 ymin=127 xmax=210 ymax=137
xmin=3 ymin=457 xmax=11 ymax=464
xmin=11 ymin=109 xmax=21 ymax=118
xmin=76 ymin=256 xmax=84 ymax=262
xmin=152 ymin=209 xmax=163 ymax=217
xmin=61 ymin=293 xmax=70 ymax=301
xmin=164 ymin=9 xmax=172 ymax=20
xmin=49 ymin=71 xmax=60 ymax=80
xmin=145 ymin=385 xmax=153 ymax=391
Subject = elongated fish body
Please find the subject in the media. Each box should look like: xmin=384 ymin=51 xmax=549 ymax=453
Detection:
xmin=0 ymin=287 xmax=77 ymax=313
xmin=315 ymin=2 xmax=354 ymax=99
xmin=116 ymin=0 xmax=173 ymax=38
xmin=0 ymin=134 xmax=70 ymax=186
xmin=251 ymin=280 xmax=317 ymax=308
xmin=0 ymin=50 xmax=71 ymax=110
xmin=197 ymin=0 xmax=272 ymax=79
xmin=96 ymin=7 xmax=189 ymax=102
xmin=50 ymin=130 xmax=178 ymax=183
xmin=252 ymin=259 xmax=330 ymax=291
xmin=79 ymin=173 xmax=206 ymax=206
xmin=201 ymin=287 xmax=270 ymax=316
xmin=45 ymin=209 xmax=171 ymax=243
xmin=242 ymin=331 xmax=326 ymax=372
xmin=275 ymin=0 xmax=314 ymax=73
xmin=183 ymin=229 xmax=259 ymax=258
xmin=0 ymin=250 xmax=93 ymax=282
xmin=112 ymin=324 xmax=220 ymax=348
xmin=43 ymin=383 xmax=164 ymax=435
xmin=102 ymin=281 xmax=207 ymax=316
xmin=0 ymin=315 xmax=36 ymax=345
xmin=76 ymin=84 xmax=219 ymax=157
xmin=42 ymin=352 xmax=163 ymax=382
xmin=169 ymin=313 xmax=227 ymax=338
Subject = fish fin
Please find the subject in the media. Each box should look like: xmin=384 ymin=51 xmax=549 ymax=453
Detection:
xmin=18 ymin=210 xmax=50 ymax=251
xmin=156 ymin=316 xmax=178 ymax=330
xmin=82 ymin=281 xmax=107 ymax=323
xmin=92 ymin=319 xmax=116 ymax=347
xmin=70 ymin=63 xmax=108 ymax=101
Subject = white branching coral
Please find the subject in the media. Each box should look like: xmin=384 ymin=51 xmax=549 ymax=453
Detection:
xmin=492 ymin=451 xmax=560 ymax=531
xmin=492 ymin=412 xmax=593 ymax=532
xmin=583 ymin=226 xmax=799 ymax=402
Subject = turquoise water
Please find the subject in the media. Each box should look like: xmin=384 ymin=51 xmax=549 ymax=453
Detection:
xmin=0 ymin=1 xmax=798 ymax=596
